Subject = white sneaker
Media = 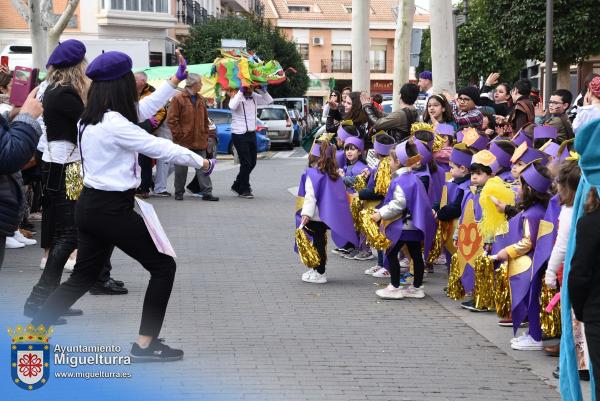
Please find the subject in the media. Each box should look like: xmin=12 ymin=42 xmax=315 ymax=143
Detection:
xmin=400 ymin=258 xmax=410 ymax=268
xmin=302 ymin=269 xmax=313 ymax=280
xmin=401 ymin=285 xmax=425 ymax=298
xmin=364 ymin=265 xmax=382 ymax=275
xmin=40 ymin=257 xmax=47 ymax=270
xmin=5 ymin=236 xmax=25 ymax=249
xmin=433 ymin=254 xmax=447 ymax=266
xmin=372 ymin=268 xmax=390 ymax=278
xmin=302 ymin=270 xmax=327 ymax=284
xmin=510 ymin=331 xmax=530 ymax=344
xmin=354 ymin=250 xmax=375 ymax=260
xmin=64 ymin=258 xmax=75 ymax=272
xmin=13 ymin=230 xmax=36 ymax=246
xmin=510 ymin=334 xmax=543 ymax=351
xmin=376 ymin=284 xmax=404 ymax=299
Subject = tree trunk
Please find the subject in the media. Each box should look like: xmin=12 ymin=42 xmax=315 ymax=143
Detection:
xmin=392 ymin=0 xmax=415 ymax=111
xmin=29 ymin=1 xmax=49 ymax=70
xmin=351 ymin=0 xmax=370 ymax=93
xmin=556 ymin=62 xmax=572 ymax=91
xmin=430 ymin=0 xmax=455 ymax=94
xmin=47 ymin=0 xmax=80 ymax=57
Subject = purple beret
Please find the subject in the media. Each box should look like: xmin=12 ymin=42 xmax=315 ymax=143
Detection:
xmin=46 ymin=39 xmax=86 ymax=69
xmin=419 ymin=71 xmax=432 ymax=81
xmin=86 ymin=51 xmax=133 ymax=81
xmin=521 ymin=163 xmax=552 ymax=193
xmin=344 ymin=136 xmax=364 ymax=152
xmin=435 ymin=123 xmax=455 ymax=137
xmin=534 ymin=125 xmax=558 ymax=140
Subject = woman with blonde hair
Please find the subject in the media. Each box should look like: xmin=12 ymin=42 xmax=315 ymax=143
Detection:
xmin=23 ymin=40 xmax=90 ymax=323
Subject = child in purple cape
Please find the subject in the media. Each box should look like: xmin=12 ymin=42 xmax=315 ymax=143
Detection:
xmin=489 ymin=140 xmax=516 ymax=183
xmin=372 ymin=141 xmax=435 ymax=299
xmin=298 ymin=141 xmax=358 ymax=284
xmin=490 ymin=161 xmax=552 ymax=350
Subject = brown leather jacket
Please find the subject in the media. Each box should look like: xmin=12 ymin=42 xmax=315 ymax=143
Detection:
xmin=167 ymin=90 xmax=209 ymax=150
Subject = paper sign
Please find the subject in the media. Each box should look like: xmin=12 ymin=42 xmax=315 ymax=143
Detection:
xmin=134 ymin=197 xmax=176 ymax=258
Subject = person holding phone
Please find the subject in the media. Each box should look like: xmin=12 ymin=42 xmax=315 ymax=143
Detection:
xmin=0 ymin=88 xmax=43 ymax=268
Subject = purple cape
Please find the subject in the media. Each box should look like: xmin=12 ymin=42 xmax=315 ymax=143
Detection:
xmin=430 ymin=164 xmax=446 ymax=205
xmin=532 ymin=195 xmax=560 ymax=276
xmin=413 ymin=165 xmax=436 ymax=204
xmin=296 ymin=168 xmax=358 ymax=248
xmin=498 ymin=169 xmax=515 ymax=183
xmin=459 ymin=187 xmax=482 ymax=292
xmin=343 ymin=160 xmax=368 ymax=178
xmin=446 ymin=179 xmax=471 ymax=207
xmin=382 ymin=172 xmax=435 ymax=258
xmin=335 ymin=149 xmax=346 ymax=169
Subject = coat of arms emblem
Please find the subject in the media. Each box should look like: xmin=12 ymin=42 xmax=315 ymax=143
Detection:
xmin=8 ymin=324 xmax=53 ymax=390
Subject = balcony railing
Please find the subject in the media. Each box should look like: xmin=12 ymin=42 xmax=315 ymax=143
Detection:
xmin=176 ymin=0 xmax=208 ymax=25
xmin=321 ymin=59 xmax=352 ymax=73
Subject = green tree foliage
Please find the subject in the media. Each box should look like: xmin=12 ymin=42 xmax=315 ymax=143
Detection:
xmin=493 ymin=0 xmax=600 ymax=69
xmin=183 ymin=15 xmax=309 ymax=97
xmin=457 ymin=0 xmax=523 ymax=86
xmin=417 ymin=28 xmax=431 ymax=75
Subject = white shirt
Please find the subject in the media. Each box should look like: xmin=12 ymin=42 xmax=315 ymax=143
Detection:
xmin=546 ymin=206 xmax=573 ymax=275
xmin=42 ymin=140 xmax=80 ymax=164
xmin=79 ymin=80 xmax=204 ymax=192
xmin=228 ymin=90 xmax=273 ymax=134
xmin=377 ymin=167 xmax=416 ymax=230
xmin=572 ymin=104 xmax=600 ymax=133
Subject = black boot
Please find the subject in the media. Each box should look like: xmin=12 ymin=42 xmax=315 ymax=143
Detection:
xmin=24 ymin=285 xmax=81 ymax=323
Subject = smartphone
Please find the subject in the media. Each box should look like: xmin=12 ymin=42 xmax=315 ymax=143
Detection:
xmin=0 ymin=56 xmax=8 ymax=68
xmin=9 ymin=66 xmax=39 ymax=107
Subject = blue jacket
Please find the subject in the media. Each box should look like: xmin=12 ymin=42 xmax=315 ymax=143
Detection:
xmin=0 ymin=113 xmax=41 ymax=236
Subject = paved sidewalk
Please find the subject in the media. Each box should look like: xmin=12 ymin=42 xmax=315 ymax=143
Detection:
xmin=0 ymin=157 xmax=568 ymax=400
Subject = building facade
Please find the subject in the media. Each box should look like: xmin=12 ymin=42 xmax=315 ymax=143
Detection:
xmin=263 ymin=0 xmax=429 ymax=102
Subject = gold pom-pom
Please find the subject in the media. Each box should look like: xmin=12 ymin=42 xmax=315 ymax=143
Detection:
xmin=65 ymin=161 xmax=83 ymax=200
xmin=494 ymin=262 xmax=511 ymax=318
xmin=295 ymin=228 xmax=321 ymax=268
xmin=354 ymin=174 xmax=367 ymax=192
xmin=374 ymin=157 xmax=392 ymax=196
xmin=359 ymin=209 xmax=391 ymax=250
xmin=426 ymin=222 xmax=445 ymax=264
xmin=479 ymin=176 xmax=515 ymax=242
xmin=410 ymin=122 xmax=434 ymax=135
xmin=540 ymin=281 xmax=561 ymax=338
xmin=447 ymin=253 xmax=465 ymax=300
xmin=432 ymin=133 xmax=445 ymax=152
xmin=472 ymin=254 xmax=495 ymax=310
xmin=350 ymin=196 xmax=363 ymax=231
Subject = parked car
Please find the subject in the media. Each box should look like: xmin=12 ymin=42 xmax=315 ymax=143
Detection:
xmin=382 ymin=100 xmax=393 ymax=114
xmin=257 ymin=105 xmax=294 ymax=149
xmin=272 ymin=97 xmax=315 ymax=133
xmin=206 ymin=109 xmax=270 ymax=154
xmin=288 ymin=109 xmax=303 ymax=146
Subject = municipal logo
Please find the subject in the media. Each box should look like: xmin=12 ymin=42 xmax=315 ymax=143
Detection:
xmin=8 ymin=324 xmax=53 ymax=390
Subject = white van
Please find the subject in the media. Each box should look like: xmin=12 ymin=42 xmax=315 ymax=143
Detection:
xmin=272 ymin=97 xmax=315 ymax=132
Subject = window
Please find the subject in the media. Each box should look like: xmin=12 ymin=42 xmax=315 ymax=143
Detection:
xmin=331 ymin=49 xmax=352 ymax=72
xmin=109 ymin=0 xmax=168 ymax=12
xmin=208 ymin=111 xmax=231 ymax=125
xmin=344 ymin=6 xmax=351 ymax=13
xmin=259 ymin=108 xmax=288 ymax=121
xmin=296 ymin=44 xmax=309 ymax=60
xmin=288 ymin=6 xmax=310 ymax=12
xmin=370 ymin=49 xmax=386 ymax=72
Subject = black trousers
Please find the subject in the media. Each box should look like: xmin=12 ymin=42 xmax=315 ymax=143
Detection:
xmin=138 ymin=154 xmax=154 ymax=192
xmin=387 ymin=240 xmax=424 ymax=288
xmin=232 ymin=131 xmax=257 ymax=193
xmin=585 ymin=321 xmax=600 ymax=400
xmin=306 ymin=221 xmax=327 ymax=274
xmin=32 ymin=187 xmax=176 ymax=337
xmin=0 ymin=236 xmax=5 ymax=269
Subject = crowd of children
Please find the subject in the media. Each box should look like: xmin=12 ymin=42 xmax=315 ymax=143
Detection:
xmin=294 ymin=77 xmax=600 ymax=394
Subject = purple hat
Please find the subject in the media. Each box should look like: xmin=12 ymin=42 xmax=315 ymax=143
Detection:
xmin=344 ymin=136 xmax=364 ymax=152
xmin=449 ymin=147 xmax=472 ymax=168
xmin=511 ymin=130 xmax=533 ymax=147
xmin=419 ymin=71 xmax=432 ymax=81
xmin=534 ymin=125 xmax=558 ymax=140
xmin=46 ymin=39 xmax=86 ymax=69
xmin=373 ymin=136 xmax=395 ymax=156
xmin=337 ymin=125 xmax=352 ymax=142
xmin=86 ymin=51 xmax=133 ymax=81
xmin=310 ymin=142 xmax=334 ymax=158
xmin=414 ymin=139 xmax=432 ymax=164
xmin=461 ymin=127 xmax=489 ymax=150
xmin=456 ymin=130 xmax=464 ymax=142
xmin=539 ymin=140 xmax=560 ymax=159
xmin=489 ymin=142 xmax=512 ymax=168
xmin=395 ymin=141 xmax=410 ymax=166
xmin=471 ymin=149 xmax=500 ymax=174
xmin=435 ymin=123 xmax=455 ymax=137
xmin=511 ymin=142 xmax=548 ymax=165
xmin=521 ymin=163 xmax=552 ymax=193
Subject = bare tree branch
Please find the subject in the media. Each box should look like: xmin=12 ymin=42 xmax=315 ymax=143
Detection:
xmin=9 ymin=0 xmax=29 ymax=23
xmin=49 ymin=0 xmax=80 ymax=36
xmin=40 ymin=0 xmax=54 ymax=28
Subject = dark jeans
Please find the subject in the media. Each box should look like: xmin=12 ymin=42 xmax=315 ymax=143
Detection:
xmin=138 ymin=154 xmax=154 ymax=192
xmin=387 ymin=240 xmax=424 ymax=288
xmin=32 ymin=187 xmax=176 ymax=337
xmin=35 ymin=167 xmax=77 ymax=290
xmin=232 ymin=131 xmax=257 ymax=193
xmin=0 ymin=236 xmax=5 ymax=269
xmin=585 ymin=321 xmax=600 ymax=400
xmin=306 ymin=221 xmax=327 ymax=274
